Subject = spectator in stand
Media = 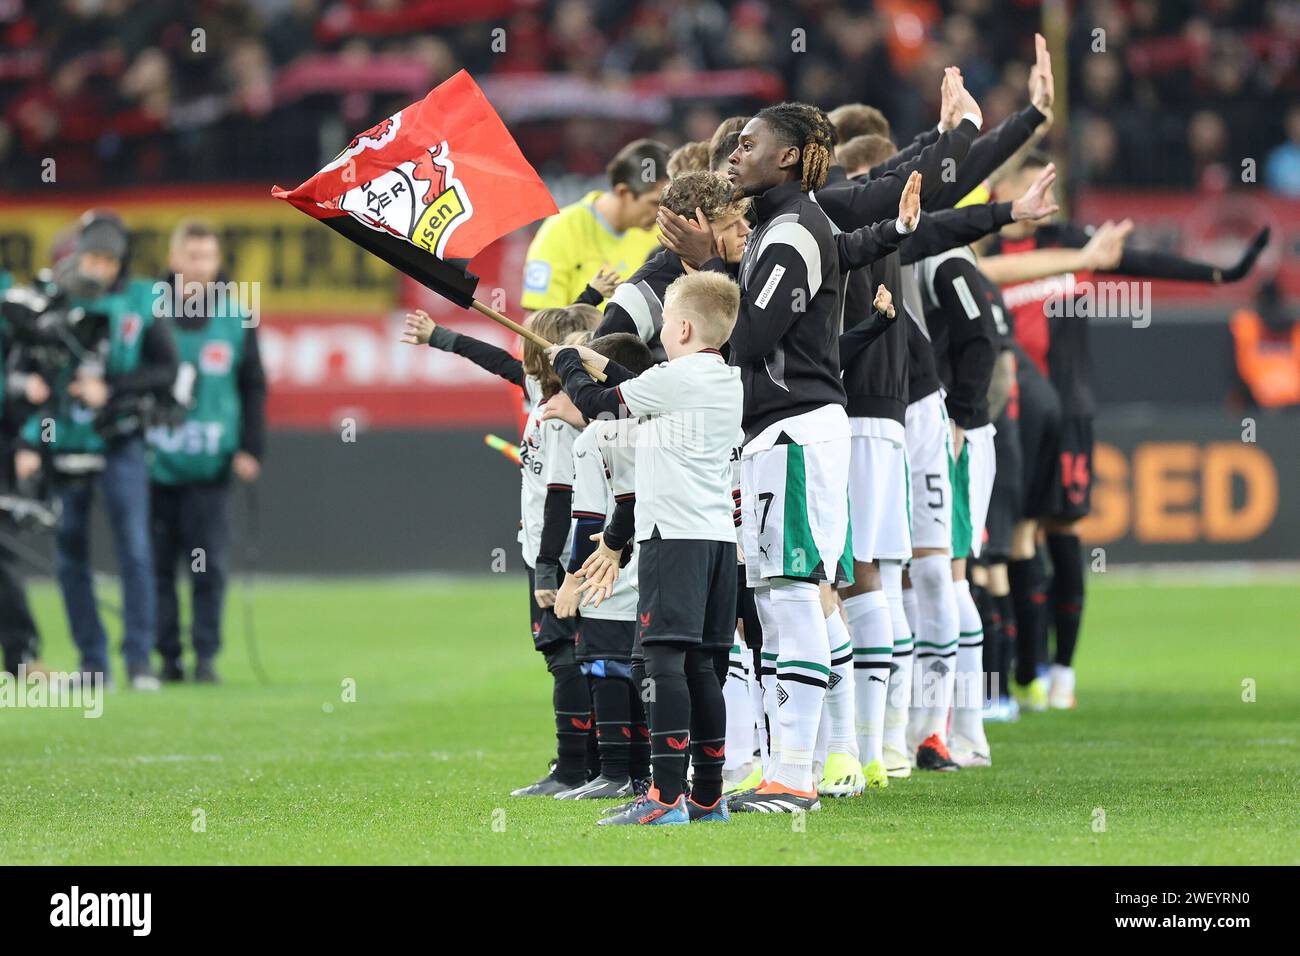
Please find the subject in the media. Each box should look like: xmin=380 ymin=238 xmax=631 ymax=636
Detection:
xmin=1265 ymin=105 xmax=1300 ymax=198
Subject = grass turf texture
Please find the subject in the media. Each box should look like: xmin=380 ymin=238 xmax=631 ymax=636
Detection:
xmin=2 ymin=576 xmax=1297 ymax=866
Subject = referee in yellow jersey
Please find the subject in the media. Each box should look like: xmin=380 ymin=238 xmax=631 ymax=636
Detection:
xmin=521 ymin=139 xmax=670 ymax=312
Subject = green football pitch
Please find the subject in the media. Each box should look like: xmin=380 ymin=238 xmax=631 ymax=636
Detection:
xmin=2 ymin=574 xmax=1297 ymax=866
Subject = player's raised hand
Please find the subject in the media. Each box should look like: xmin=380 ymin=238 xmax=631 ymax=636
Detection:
xmin=1219 ymin=227 xmax=1271 ymax=283
xmin=541 ymin=389 xmax=587 ymax=428
xmin=939 ymin=67 xmax=963 ymax=131
xmin=1082 ymin=218 xmax=1135 ymax=272
xmin=1029 ymin=33 xmax=1054 ymax=117
xmin=400 ymin=309 xmax=435 ymax=345
xmin=589 ymin=265 xmax=621 ymax=298
xmin=657 ymin=206 xmax=717 ymax=269
xmin=951 ymin=70 xmax=982 ymax=129
xmin=874 ymin=284 xmax=896 ymax=319
xmin=899 ymin=170 xmax=922 ymax=231
xmin=1011 ymin=162 xmax=1060 ymax=222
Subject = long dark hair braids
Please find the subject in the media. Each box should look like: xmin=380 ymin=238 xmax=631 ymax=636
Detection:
xmin=754 ymin=102 xmax=837 ymax=192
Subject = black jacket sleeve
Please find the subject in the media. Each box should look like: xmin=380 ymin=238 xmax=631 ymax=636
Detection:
xmin=1103 ymin=225 xmax=1269 ymax=284
xmin=109 ymin=318 xmax=179 ymax=397
xmin=428 ymin=325 xmax=526 ymax=389
xmin=836 ymin=218 xmax=905 ymax=271
xmin=901 ymin=203 xmax=1016 ymax=265
xmin=237 ymin=325 xmax=267 ymax=459
xmin=932 ymin=257 xmax=998 ymax=428
xmin=926 ymin=104 xmax=1047 ymax=211
xmin=818 ymin=118 xmax=979 ymax=228
xmin=838 ymin=309 xmax=895 ymax=367
xmin=868 ymin=126 xmax=942 ymax=177
xmin=553 ymin=349 xmax=635 ymax=421
xmin=573 ymin=284 xmax=604 ymax=307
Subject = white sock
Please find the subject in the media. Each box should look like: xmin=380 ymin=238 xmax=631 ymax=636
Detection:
xmin=902 ymin=585 xmax=923 ymax=750
xmin=953 ymin=580 xmax=988 ymax=748
xmin=824 ymin=605 xmax=857 ymax=757
xmin=767 ymin=579 xmax=828 ymax=793
xmin=748 ymin=653 xmax=768 ymax=771
xmin=723 ymin=630 xmax=755 ymax=774
xmin=910 ymin=554 xmax=959 ymax=743
xmin=813 ymin=698 xmax=831 ymax=781
xmin=753 ymin=586 xmax=781 ymax=781
xmin=881 ymin=561 xmax=912 ymax=757
xmin=844 ymin=589 xmax=891 ymax=766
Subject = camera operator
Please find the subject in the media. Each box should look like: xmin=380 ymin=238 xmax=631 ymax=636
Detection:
xmin=149 ymin=220 xmax=266 ymax=684
xmin=12 ymin=212 xmax=178 ymax=691
xmin=0 ymin=270 xmax=47 ymax=676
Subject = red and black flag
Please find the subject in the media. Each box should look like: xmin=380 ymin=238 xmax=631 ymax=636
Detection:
xmin=272 ymin=70 xmax=556 ymax=307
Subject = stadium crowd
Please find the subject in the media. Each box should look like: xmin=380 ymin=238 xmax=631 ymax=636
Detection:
xmin=1 ymin=0 xmax=1296 ymax=193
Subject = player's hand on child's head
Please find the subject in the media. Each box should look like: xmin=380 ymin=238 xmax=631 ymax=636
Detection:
xmin=541 ymin=390 xmax=586 ymax=428
xmin=590 ymin=265 xmax=621 ymax=298
xmin=874 ymin=284 xmax=896 ymax=319
xmin=401 ymin=309 xmax=435 ymax=345
xmin=899 ymin=171 xmax=921 ymax=231
xmin=657 ymin=206 xmax=716 ymax=269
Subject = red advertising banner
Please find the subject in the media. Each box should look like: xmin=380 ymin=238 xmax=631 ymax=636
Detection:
xmin=1073 ymin=189 xmax=1298 ymax=302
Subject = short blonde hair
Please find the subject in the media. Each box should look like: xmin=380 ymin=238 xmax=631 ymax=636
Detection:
xmin=667 ymin=141 xmax=710 ymax=178
xmin=828 ymin=103 xmax=890 ymax=143
xmin=663 ymin=271 xmax=739 ymax=348
xmin=170 ymin=218 xmax=218 ymax=251
xmin=836 ymin=134 xmax=895 ymax=175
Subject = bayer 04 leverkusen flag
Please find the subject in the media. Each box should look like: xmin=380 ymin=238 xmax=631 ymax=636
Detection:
xmin=272 ymin=70 xmax=556 ymax=308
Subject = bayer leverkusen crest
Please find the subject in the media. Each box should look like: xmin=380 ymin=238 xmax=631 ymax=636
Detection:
xmin=337 ymin=140 xmax=474 ymax=260
xmin=272 ymin=71 xmax=556 ymax=308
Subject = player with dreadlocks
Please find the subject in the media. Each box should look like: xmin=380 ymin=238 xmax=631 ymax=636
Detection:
xmin=659 ymin=102 xmax=849 ymax=813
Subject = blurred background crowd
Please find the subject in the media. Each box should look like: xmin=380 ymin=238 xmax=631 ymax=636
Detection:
xmin=2 ymin=0 xmax=1298 ymax=197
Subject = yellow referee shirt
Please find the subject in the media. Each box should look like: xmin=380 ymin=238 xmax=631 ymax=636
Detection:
xmin=520 ymin=191 xmax=661 ymax=311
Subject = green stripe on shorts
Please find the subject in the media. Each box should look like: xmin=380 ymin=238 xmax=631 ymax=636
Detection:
xmin=782 ymin=443 xmax=817 ymax=578
xmin=950 ymin=439 xmax=971 ymax=559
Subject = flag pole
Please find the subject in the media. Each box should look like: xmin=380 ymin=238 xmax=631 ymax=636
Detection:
xmin=469 ymin=299 xmax=608 ymax=382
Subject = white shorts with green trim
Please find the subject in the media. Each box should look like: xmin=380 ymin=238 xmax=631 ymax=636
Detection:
xmin=741 ymin=404 xmax=851 ymax=587
xmin=951 ymin=422 xmax=997 ymax=560
xmin=905 ymin=390 xmax=954 ymax=552
xmin=847 ymin=418 xmax=911 ymax=563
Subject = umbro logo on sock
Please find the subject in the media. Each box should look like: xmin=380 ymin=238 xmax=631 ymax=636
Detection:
xmin=776 ymin=685 xmax=789 ymax=707
xmin=828 ymin=673 xmax=841 ymax=690
xmin=929 ymin=661 xmax=950 ymax=676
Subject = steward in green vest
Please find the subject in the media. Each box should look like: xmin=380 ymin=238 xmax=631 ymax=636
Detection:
xmin=148 ymin=220 xmax=266 ymax=684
